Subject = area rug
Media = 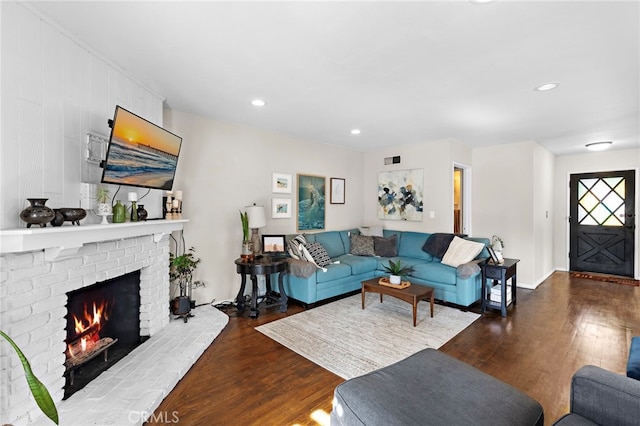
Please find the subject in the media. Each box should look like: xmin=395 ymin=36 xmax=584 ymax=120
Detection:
xmin=255 ymin=294 xmax=479 ymax=379
xmin=570 ymin=271 xmax=639 ymax=287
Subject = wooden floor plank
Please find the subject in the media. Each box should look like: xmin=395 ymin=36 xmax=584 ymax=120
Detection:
xmin=146 ymin=272 xmax=640 ymax=426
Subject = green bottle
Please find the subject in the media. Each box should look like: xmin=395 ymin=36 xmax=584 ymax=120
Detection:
xmin=112 ymin=200 xmax=126 ymax=223
xmin=130 ymin=201 xmax=138 ymax=222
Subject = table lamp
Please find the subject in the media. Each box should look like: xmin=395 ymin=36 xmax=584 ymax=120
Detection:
xmin=246 ymin=204 xmax=266 ymax=255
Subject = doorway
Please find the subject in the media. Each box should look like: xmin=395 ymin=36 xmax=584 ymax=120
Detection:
xmin=569 ymin=170 xmax=636 ymax=277
xmin=453 ymin=164 xmax=471 ymax=235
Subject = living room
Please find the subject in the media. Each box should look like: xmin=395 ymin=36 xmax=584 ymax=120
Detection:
xmin=1 ymin=1 xmax=639 ymax=425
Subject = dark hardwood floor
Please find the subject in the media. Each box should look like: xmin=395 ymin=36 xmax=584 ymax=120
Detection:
xmin=147 ymin=272 xmax=640 ymax=425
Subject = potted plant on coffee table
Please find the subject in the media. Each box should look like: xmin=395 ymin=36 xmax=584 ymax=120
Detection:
xmin=383 ymin=259 xmax=415 ymax=285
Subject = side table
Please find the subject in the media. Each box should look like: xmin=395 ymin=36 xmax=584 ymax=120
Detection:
xmin=480 ymin=258 xmax=520 ymax=317
xmin=235 ymin=256 xmax=288 ymax=318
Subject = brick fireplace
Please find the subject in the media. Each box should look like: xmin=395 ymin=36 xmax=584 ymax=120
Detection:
xmin=0 ymin=220 xmax=228 ymax=425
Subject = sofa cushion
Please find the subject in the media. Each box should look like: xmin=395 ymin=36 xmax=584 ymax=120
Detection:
xmin=442 ymin=236 xmax=485 ymax=268
xmin=422 ymin=233 xmax=457 ymax=258
xmin=373 ymin=234 xmax=398 ymax=257
xmin=331 ymin=348 xmax=544 ymax=426
xmin=304 ymin=242 xmax=331 ymax=267
xmin=314 ymin=231 xmax=346 ymax=258
xmin=316 ymin=263 xmax=352 ymax=283
xmin=350 ymin=234 xmax=375 ymax=256
xmin=412 ymin=262 xmax=457 ymax=285
xmin=336 ymin=254 xmax=379 ymax=275
xmin=398 ymin=231 xmax=432 ymax=261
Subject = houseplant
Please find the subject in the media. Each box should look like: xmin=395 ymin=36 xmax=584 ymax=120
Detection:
xmin=169 ymin=247 xmax=203 ymax=318
xmin=0 ymin=331 xmax=58 ymax=425
xmin=383 ymin=259 xmax=415 ymax=285
xmin=95 ymin=186 xmax=111 ymax=215
xmin=239 ymin=210 xmax=253 ymax=260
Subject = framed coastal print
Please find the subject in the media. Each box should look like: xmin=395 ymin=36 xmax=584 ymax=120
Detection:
xmin=297 ymin=174 xmax=325 ymax=231
xmin=272 ymin=198 xmax=292 ymax=219
xmin=377 ymin=169 xmax=424 ymax=221
xmin=330 ymin=178 xmax=345 ymax=204
xmin=272 ymin=172 xmax=292 ymax=193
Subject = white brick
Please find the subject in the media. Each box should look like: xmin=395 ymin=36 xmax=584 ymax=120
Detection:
xmin=117 ymin=238 xmax=136 ymax=249
xmin=51 ymin=256 xmax=82 ymax=272
xmin=96 ymin=259 xmax=119 ymax=272
xmin=107 ymin=248 xmax=125 ymax=260
xmin=33 ymin=271 xmax=68 ymax=287
xmin=97 ymin=240 xmax=118 ymax=252
xmin=69 ymin=264 xmax=96 ymax=279
xmin=84 ymin=252 xmax=108 ymax=264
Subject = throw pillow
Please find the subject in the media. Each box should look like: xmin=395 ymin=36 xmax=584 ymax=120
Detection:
xmin=359 ymin=226 xmax=384 ymax=237
xmin=304 ymin=242 xmax=332 ymax=268
xmin=441 ymin=236 xmax=485 ymax=268
xmin=350 ymin=234 xmax=375 ymax=256
xmin=287 ymin=234 xmax=307 ymax=260
xmin=373 ymin=234 xmax=398 ymax=257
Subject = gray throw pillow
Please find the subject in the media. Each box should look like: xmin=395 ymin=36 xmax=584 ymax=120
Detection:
xmin=373 ymin=234 xmax=398 ymax=257
xmin=350 ymin=234 xmax=375 ymax=256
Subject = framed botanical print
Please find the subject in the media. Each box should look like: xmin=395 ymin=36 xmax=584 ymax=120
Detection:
xmin=330 ymin=178 xmax=345 ymax=204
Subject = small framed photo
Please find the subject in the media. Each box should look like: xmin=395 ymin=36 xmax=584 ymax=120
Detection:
xmin=272 ymin=172 xmax=292 ymax=193
xmin=487 ymin=246 xmax=501 ymax=264
xmin=272 ymin=198 xmax=292 ymax=219
xmin=262 ymin=234 xmax=286 ymax=254
xmin=330 ymin=178 xmax=345 ymax=204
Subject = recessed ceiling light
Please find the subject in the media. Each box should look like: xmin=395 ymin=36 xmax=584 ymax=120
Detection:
xmin=534 ymin=82 xmax=559 ymax=92
xmin=251 ymin=99 xmax=266 ymax=107
xmin=585 ymin=141 xmax=613 ymax=151
xmin=350 ymin=129 xmax=361 ymax=135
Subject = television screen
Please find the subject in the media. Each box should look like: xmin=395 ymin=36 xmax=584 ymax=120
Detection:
xmin=101 ymin=106 xmax=182 ymax=191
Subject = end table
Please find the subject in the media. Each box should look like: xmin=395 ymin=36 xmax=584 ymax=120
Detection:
xmin=235 ymin=256 xmax=288 ymax=318
xmin=480 ymin=258 xmax=520 ymax=317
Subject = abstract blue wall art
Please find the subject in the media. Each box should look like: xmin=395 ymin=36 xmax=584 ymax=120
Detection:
xmin=378 ymin=169 xmax=424 ymax=221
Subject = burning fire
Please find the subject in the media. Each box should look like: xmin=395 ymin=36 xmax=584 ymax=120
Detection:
xmin=67 ymin=300 xmax=110 ymax=358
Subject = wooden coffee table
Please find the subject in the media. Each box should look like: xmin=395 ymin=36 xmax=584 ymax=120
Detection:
xmin=361 ymin=278 xmax=434 ymax=327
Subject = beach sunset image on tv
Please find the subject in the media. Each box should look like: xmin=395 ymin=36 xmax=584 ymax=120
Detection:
xmin=102 ymin=106 xmax=182 ymax=190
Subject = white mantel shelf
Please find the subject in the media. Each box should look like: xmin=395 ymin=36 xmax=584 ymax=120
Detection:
xmin=0 ymin=219 xmax=188 ymax=260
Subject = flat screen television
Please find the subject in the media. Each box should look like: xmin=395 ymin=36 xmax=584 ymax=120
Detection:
xmin=101 ymin=106 xmax=182 ymax=191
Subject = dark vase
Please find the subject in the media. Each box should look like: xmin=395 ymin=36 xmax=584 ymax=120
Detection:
xmin=137 ymin=204 xmax=148 ymax=221
xmin=20 ymin=198 xmax=55 ymax=228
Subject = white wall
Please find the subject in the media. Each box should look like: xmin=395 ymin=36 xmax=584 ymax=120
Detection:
xmin=472 ymin=141 xmax=554 ymax=288
xmin=0 ymin=2 xmax=164 ymax=230
xmin=362 ymin=139 xmax=473 ymax=233
xmin=164 ymin=109 xmax=365 ymax=304
xmin=553 ymin=148 xmax=640 ymax=278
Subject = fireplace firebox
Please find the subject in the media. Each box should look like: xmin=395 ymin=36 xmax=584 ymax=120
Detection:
xmin=64 ymin=270 xmax=146 ymax=399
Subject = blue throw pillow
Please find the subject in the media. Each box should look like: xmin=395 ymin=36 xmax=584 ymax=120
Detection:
xmin=627 ymin=336 xmax=640 ymax=381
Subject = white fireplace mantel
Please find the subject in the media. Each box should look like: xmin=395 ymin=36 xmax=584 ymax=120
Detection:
xmin=0 ymin=219 xmax=188 ymax=260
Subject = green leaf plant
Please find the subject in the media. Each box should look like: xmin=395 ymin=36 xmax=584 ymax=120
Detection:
xmin=239 ymin=210 xmax=250 ymax=241
xmin=382 ymin=259 xmax=415 ymax=278
xmin=0 ymin=330 xmax=59 ymax=425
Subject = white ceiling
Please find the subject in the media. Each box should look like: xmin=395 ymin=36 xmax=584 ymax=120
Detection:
xmin=26 ymin=1 xmax=640 ymax=156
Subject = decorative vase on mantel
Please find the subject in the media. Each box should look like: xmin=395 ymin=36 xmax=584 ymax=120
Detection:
xmin=19 ymin=198 xmax=55 ymax=228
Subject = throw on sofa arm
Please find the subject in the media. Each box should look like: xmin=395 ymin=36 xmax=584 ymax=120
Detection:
xmin=554 ymin=365 xmax=640 ymax=425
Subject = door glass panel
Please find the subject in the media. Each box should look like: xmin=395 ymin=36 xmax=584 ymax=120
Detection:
xmin=578 ymin=176 xmax=625 ymax=226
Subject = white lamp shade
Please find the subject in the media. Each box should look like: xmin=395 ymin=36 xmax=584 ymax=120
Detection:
xmin=246 ymin=205 xmax=266 ymax=229
xmin=128 ymin=192 xmax=138 ymax=202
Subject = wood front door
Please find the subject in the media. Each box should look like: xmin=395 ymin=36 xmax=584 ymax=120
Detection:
xmin=569 ymin=170 xmax=636 ymax=277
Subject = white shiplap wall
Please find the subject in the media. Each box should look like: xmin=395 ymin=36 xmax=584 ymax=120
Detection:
xmin=0 ymin=2 xmax=164 ymax=229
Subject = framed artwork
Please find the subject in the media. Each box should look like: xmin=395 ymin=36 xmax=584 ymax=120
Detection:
xmin=377 ymin=169 xmax=424 ymax=221
xmin=271 ymin=198 xmax=292 ymax=219
xmin=262 ymin=234 xmax=286 ymax=254
xmin=330 ymin=178 xmax=345 ymax=204
xmin=272 ymin=172 xmax=292 ymax=193
xmin=297 ymin=174 xmax=325 ymax=231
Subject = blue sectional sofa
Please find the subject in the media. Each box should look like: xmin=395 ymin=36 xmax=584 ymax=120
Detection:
xmin=283 ymin=229 xmax=490 ymax=306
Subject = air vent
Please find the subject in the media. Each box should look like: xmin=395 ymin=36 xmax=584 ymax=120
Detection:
xmin=384 ymin=156 xmax=401 ymax=165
